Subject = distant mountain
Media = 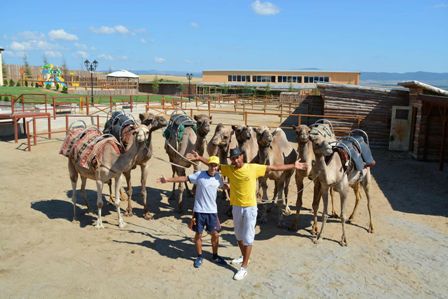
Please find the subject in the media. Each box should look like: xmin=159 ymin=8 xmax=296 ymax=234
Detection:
xmin=361 ymin=72 xmax=448 ymax=90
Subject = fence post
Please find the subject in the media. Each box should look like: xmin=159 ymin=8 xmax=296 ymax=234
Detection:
xmin=208 ymin=100 xmax=211 ymax=118
xmin=96 ymin=115 xmax=100 ymax=128
xmin=280 ymin=104 xmax=283 ymax=124
xmin=53 ymin=96 xmax=56 ymax=120
xmin=47 ymin=115 xmax=51 ymax=139
xmin=244 ymin=111 xmax=248 ymax=126
xmin=32 ymin=117 xmax=37 ymax=145
xmin=86 ymin=98 xmax=90 ymax=115
xmin=11 ymin=96 xmax=15 ymax=115
xmin=130 ymin=95 xmax=133 ymax=112
xmin=26 ymin=121 xmax=31 ymax=151
xmin=44 ymin=94 xmax=48 ymax=113
xmin=65 ymin=114 xmax=69 ymax=133
xmin=110 ymin=95 xmax=113 ymax=111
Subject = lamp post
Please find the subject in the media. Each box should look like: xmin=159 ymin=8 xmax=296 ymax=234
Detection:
xmin=186 ymin=73 xmax=193 ymax=102
xmin=84 ymin=59 xmax=98 ymax=106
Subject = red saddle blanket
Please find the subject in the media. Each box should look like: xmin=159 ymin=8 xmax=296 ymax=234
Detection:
xmin=59 ymin=127 xmax=121 ymax=169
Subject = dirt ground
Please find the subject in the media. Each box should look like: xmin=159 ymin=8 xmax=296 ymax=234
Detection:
xmin=0 ymin=113 xmax=447 ymax=298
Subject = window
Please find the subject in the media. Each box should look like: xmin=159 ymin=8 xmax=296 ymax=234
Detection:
xmin=228 ymin=75 xmax=231 ymax=82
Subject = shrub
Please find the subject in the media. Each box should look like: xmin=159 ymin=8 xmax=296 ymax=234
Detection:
xmin=16 ymin=81 xmax=21 ymax=87
xmin=9 ymin=79 xmax=14 ymax=86
xmin=62 ymin=86 xmax=68 ymax=93
xmin=55 ymin=83 xmax=60 ymax=91
xmin=25 ymin=80 xmax=29 ymax=87
xmin=45 ymin=84 xmax=51 ymax=89
xmin=3 ymin=79 xmax=7 ymax=86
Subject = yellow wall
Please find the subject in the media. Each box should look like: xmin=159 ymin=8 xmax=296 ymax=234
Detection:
xmin=202 ymin=70 xmax=360 ymax=85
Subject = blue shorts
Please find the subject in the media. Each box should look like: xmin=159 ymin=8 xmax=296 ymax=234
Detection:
xmin=193 ymin=212 xmax=221 ymax=234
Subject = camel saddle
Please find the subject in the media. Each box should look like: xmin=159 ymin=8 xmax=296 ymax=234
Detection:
xmin=104 ymin=111 xmax=135 ymax=144
xmin=333 ymin=131 xmax=376 ymax=171
xmin=163 ymin=113 xmax=196 ymax=142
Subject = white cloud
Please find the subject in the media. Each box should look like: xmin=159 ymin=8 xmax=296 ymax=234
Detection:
xmin=433 ymin=2 xmax=448 ymax=8
xmin=191 ymin=22 xmax=199 ymax=28
xmin=154 ymin=57 xmax=166 ymax=64
xmin=76 ymin=51 xmax=88 ymax=59
xmin=251 ymin=0 xmax=280 ymax=15
xmin=91 ymin=25 xmax=131 ymax=35
xmin=11 ymin=41 xmax=26 ymax=51
xmin=140 ymin=38 xmax=147 ymax=44
xmin=45 ymin=50 xmax=62 ymax=57
xmin=48 ymin=29 xmax=78 ymax=41
xmin=18 ymin=31 xmax=45 ymax=40
xmin=98 ymin=54 xmax=128 ymax=61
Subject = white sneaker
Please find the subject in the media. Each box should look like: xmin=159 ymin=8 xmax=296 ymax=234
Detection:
xmin=231 ymin=256 xmax=243 ymax=265
xmin=233 ymin=267 xmax=248 ymax=280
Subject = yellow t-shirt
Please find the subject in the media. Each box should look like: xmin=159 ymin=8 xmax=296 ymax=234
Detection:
xmin=220 ymin=163 xmax=267 ymax=207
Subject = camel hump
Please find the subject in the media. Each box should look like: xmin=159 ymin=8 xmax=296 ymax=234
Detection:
xmin=164 ymin=113 xmax=197 ymax=142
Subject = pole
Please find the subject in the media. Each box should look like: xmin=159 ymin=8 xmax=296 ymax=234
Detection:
xmin=90 ymin=71 xmax=94 ymax=106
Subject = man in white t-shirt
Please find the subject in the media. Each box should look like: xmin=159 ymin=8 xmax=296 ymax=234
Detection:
xmin=157 ymin=156 xmax=227 ymax=268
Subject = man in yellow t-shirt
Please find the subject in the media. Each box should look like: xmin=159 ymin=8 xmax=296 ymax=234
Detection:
xmin=188 ymin=147 xmax=307 ymax=281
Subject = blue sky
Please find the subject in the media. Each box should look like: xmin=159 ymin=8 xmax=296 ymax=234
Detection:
xmin=1 ymin=0 xmax=447 ymax=73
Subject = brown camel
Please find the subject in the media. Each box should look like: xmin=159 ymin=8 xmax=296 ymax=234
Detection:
xmin=309 ymin=124 xmax=373 ymax=246
xmin=61 ymin=124 xmax=150 ymax=229
xmin=255 ymin=126 xmax=297 ymax=226
xmin=164 ymin=113 xmax=212 ymax=212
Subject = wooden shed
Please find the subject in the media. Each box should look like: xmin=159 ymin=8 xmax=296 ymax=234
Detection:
xmin=398 ymin=81 xmax=448 ymax=170
xmin=317 ymin=83 xmax=409 ymax=148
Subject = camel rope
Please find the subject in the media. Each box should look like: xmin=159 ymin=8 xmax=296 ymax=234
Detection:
xmin=164 ymin=140 xmax=199 ymax=167
xmin=154 ymin=156 xmax=197 ymax=170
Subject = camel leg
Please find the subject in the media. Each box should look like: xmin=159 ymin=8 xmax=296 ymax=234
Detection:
xmin=276 ymin=180 xmax=287 ymax=228
xmin=257 ymin=176 xmax=269 ymax=202
xmin=114 ymin=175 xmax=126 ymax=229
xmin=311 ymin=180 xmax=322 ymax=236
xmin=107 ymin=180 xmax=114 ymax=202
xmin=95 ymin=180 xmax=105 ymax=229
xmin=363 ymin=175 xmax=374 ymax=233
xmin=338 ymin=184 xmax=349 ymax=247
xmin=141 ymin=163 xmax=153 ymax=220
xmin=315 ymin=185 xmax=329 ymax=244
xmin=80 ymin=176 xmax=90 ymax=212
xmin=290 ymin=174 xmax=304 ymax=231
xmin=329 ymin=187 xmax=339 ymax=218
xmin=283 ymin=172 xmax=293 ymax=216
xmin=68 ymin=160 xmax=78 ymax=222
xmin=123 ymin=171 xmax=133 ymax=217
xmin=348 ymin=183 xmax=362 ymax=223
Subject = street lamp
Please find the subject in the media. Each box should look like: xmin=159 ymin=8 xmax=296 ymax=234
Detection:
xmin=186 ymin=73 xmax=193 ymax=102
xmin=84 ymin=59 xmax=98 ymax=106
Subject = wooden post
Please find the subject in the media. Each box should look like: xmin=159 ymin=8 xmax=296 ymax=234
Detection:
xmin=86 ymin=98 xmax=90 ymax=115
xmin=11 ymin=96 xmax=15 ymax=115
xmin=280 ymin=104 xmax=283 ymax=123
xmin=130 ymin=95 xmax=133 ymax=112
xmin=26 ymin=121 xmax=31 ymax=151
xmin=13 ymin=116 xmax=18 ymax=143
xmin=44 ymin=94 xmax=48 ymax=113
xmin=208 ymin=100 xmax=211 ymax=118
xmin=53 ymin=97 xmax=56 ymax=120
xmin=96 ymin=115 xmax=100 ymax=128
xmin=244 ymin=111 xmax=248 ymax=126
xmin=65 ymin=114 xmax=69 ymax=133
xmin=47 ymin=115 xmax=51 ymax=140
xmin=109 ymin=95 xmax=113 ymax=111
xmin=32 ymin=117 xmax=37 ymax=145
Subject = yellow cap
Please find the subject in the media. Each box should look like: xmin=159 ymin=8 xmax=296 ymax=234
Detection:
xmin=208 ymin=156 xmax=220 ymax=165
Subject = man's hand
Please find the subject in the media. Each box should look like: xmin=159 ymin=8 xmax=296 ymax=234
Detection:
xmin=223 ymin=183 xmax=230 ymax=190
xmin=156 ymin=176 xmax=167 ymax=184
xmin=188 ymin=217 xmax=196 ymax=230
xmin=186 ymin=150 xmax=199 ymax=161
xmin=295 ymin=160 xmax=307 ymax=171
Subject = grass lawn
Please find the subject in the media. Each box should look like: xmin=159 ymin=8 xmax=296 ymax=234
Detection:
xmin=0 ymin=86 xmax=171 ymax=104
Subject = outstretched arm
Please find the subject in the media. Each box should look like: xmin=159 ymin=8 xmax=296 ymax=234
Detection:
xmin=157 ymin=175 xmax=188 ymax=184
xmin=266 ymin=160 xmax=307 ymax=172
xmin=186 ymin=150 xmax=209 ymax=165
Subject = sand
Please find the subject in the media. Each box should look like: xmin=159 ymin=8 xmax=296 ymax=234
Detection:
xmin=0 ymin=116 xmax=447 ymax=298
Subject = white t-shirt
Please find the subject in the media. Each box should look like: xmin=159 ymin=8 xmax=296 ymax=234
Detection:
xmin=188 ymin=170 xmax=224 ymax=213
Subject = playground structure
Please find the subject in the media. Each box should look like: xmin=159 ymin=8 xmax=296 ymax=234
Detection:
xmin=36 ymin=64 xmax=67 ymax=89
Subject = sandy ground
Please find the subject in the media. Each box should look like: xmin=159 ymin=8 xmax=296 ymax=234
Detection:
xmin=0 ymin=114 xmax=447 ymax=298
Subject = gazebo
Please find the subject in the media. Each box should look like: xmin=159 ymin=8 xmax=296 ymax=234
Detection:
xmin=106 ymin=70 xmax=139 ymax=89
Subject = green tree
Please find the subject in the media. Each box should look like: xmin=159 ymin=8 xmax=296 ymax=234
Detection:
xmin=23 ymin=55 xmax=32 ymax=78
xmin=2 ymin=59 xmax=7 ymax=82
xmin=152 ymin=76 xmax=160 ymax=94
xmin=9 ymin=79 xmax=14 ymax=86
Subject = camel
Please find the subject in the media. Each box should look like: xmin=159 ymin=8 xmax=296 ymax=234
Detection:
xmin=120 ymin=113 xmax=167 ymax=219
xmin=309 ymin=124 xmax=373 ymax=246
xmin=290 ymin=124 xmax=338 ymax=232
xmin=255 ymin=126 xmax=297 ymax=226
xmin=164 ymin=113 xmax=212 ymax=212
xmin=207 ymin=123 xmax=237 ymax=164
xmin=231 ymin=125 xmax=258 ymax=162
xmin=60 ymin=124 xmax=150 ymax=229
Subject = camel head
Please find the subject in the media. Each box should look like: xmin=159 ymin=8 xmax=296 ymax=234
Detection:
xmin=194 ymin=114 xmax=212 ymax=137
xmin=255 ymin=126 xmax=273 ymax=148
xmin=309 ymin=125 xmax=334 ymax=156
xmin=232 ymin=125 xmax=252 ymax=144
xmin=210 ymin=123 xmax=232 ymax=148
xmin=292 ymin=124 xmax=311 ymax=144
xmin=139 ymin=113 xmax=168 ymax=132
xmin=129 ymin=124 xmax=150 ymax=147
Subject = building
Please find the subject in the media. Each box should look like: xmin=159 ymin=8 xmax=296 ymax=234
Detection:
xmin=0 ymin=47 xmax=4 ymax=86
xmin=201 ymin=70 xmax=360 ymax=91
